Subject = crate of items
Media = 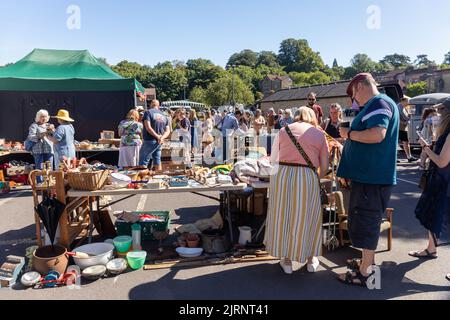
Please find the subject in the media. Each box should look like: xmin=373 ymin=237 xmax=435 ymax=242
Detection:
xmin=169 ymin=176 xmax=189 ymax=187
xmin=6 ymin=164 xmax=34 ymax=177
xmin=115 ymin=211 xmax=171 ymax=241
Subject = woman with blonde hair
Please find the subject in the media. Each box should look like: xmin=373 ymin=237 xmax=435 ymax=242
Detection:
xmin=265 ymin=105 xmax=329 ymax=274
xmin=118 ymin=109 xmax=143 ymax=168
xmin=294 ymin=106 xmax=319 ymax=126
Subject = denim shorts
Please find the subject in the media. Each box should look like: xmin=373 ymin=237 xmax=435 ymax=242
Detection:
xmin=139 ymin=140 xmax=162 ymax=167
xmin=347 ymin=182 xmax=393 ymax=250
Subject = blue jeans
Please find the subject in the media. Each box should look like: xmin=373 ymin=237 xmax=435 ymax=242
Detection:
xmin=139 ymin=140 xmax=162 ymax=167
xmin=33 ymin=153 xmax=54 ymax=184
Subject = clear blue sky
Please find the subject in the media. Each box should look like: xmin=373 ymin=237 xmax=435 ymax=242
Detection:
xmin=1 ymin=0 xmax=449 ymax=67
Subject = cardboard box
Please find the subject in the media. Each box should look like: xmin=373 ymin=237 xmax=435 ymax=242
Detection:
xmin=6 ymin=165 xmax=34 ymax=177
xmin=161 ymin=161 xmax=186 ymax=172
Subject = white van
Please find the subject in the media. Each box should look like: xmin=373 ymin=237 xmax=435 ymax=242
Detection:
xmin=408 ymin=93 xmax=450 ymax=148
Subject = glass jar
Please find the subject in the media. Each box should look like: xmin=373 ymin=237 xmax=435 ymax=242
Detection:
xmin=131 ymin=223 xmax=142 ymax=251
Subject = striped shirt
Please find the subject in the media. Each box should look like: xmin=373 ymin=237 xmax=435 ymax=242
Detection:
xmin=337 ymin=94 xmax=399 ymax=185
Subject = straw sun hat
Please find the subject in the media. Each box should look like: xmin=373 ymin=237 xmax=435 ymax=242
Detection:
xmin=52 ymin=109 xmax=75 ymax=122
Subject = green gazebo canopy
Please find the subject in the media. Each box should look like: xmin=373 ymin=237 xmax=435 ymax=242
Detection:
xmin=0 ymin=48 xmax=145 ymax=93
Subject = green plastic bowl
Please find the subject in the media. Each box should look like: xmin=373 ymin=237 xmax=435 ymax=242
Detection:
xmin=126 ymin=251 xmax=147 ymax=270
xmin=113 ymin=236 xmax=132 ymax=253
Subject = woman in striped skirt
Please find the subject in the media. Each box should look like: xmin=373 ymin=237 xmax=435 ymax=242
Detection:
xmin=265 ymin=107 xmax=330 ymax=274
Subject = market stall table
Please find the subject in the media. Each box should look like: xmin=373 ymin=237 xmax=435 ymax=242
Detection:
xmin=67 ymin=182 xmax=248 ymax=244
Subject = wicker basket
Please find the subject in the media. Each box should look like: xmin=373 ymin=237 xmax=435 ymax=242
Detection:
xmin=67 ymin=170 xmax=110 ymax=191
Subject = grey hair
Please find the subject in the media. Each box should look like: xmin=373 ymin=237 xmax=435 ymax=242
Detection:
xmin=35 ymin=109 xmax=49 ymax=122
xmin=285 ymin=109 xmax=293 ymax=118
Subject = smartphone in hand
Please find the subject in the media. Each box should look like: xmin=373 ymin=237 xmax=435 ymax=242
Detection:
xmin=417 ymin=131 xmax=430 ymax=147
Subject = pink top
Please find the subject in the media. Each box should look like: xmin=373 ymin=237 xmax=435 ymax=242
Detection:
xmin=271 ymin=122 xmax=329 ymax=168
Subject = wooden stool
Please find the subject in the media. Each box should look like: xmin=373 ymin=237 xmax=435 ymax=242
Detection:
xmin=333 ymin=191 xmax=394 ymax=251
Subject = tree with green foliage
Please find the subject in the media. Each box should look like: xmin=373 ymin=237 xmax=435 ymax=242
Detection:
xmin=380 ymin=54 xmax=411 ymax=69
xmin=148 ymin=62 xmax=188 ymax=102
xmin=289 ymin=71 xmax=331 ymax=87
xmin=414 ymin=55 xmax=436 ymax=68
xmin=277 ymin=38 xmax=325 ymax=73
xmin=112 ymin=60 xmax=153 ymax=88
xmin=343 ymin=66 xmax=358 ymax=80
xmin=324 ymin=65 xmax=345 ymax=81
xmin=444 ymin=52 xmax=450 ymax=64
xmin=349 ymin=54 xmax=380 ymax=74
xmin=375 ymin=61 xmax=394 ymax=73
xmin=189 ymin=86 xmax=208 ymax=104
xmin=332 ymin=59 xmax=338 ymax=68
xmin=227 ymin=49 xmax=259 ymax=68
xmin=406 ymin=81 xmax=428 ymax=97
xmin=186 ymin=58 xmax=224 ymax=92
xmin=96 ymin=57 xmax=109 ymax=66
xmin=257 ymin=51 xmax=280 ymax=68
xmin=204 ymin=73 xmax=255 ymax=106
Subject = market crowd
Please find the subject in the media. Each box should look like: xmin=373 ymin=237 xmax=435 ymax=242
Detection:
xmin=25 ymin=72 xmax=450 ymax=287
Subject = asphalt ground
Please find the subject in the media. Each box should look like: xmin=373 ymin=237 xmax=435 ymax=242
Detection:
xmin=0 ymin=159 xmax=449 ymax=300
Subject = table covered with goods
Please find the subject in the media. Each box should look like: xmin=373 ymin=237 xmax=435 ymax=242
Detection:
xmin=2 ymin=155 xmax=285 ymax=290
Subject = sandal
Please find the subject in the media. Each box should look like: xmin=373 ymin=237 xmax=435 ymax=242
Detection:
xmin=338 ymin=270 xmax=373 ymax=287
xmin=346 ymin=258 xmax=376 ymax=270
xmin=408 ymin=249 xmax=438 ymax=259
xmin=346 ymin=258 xmax=361 ymax=270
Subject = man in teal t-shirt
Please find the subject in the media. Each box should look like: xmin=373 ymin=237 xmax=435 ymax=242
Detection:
xmin=337 ymin=73 xmax=399 ymax=287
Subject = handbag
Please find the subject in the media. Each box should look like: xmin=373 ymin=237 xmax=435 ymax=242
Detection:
xmin=418 ymin=169 xmax=430 ymax=190
xmin=24 ymin=139 xmax=35 ymax=152
xmin=285 ymin=126 xmax=329 ymax=205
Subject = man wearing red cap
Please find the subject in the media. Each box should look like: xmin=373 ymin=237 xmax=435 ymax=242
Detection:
xmin=336 ymin=73 xmax=400 ymax=287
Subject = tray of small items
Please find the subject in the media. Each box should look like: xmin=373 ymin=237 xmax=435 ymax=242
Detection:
xmin=169 ymin=176 xmax=189 ymax=187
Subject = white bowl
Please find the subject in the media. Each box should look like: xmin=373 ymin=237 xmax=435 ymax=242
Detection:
xmin=82 ymin=265 xmax=106 ymax=280
xmin=176 ymin=247 xmax=204 ymax=258
xmin=110 ymin=173 xmax=132 ymax=187
xmin=72 ymin=243 xmax=114 ymax=270
xmin=106 ymin=258 xmax=128 ymax=275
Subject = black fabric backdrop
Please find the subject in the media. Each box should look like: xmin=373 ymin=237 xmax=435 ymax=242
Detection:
xmin=0 ymin=91 xmax=135 ymax=141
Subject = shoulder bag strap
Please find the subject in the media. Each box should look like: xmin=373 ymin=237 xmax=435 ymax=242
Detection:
xmin=284 ymin=125 xmax=316 ymax=171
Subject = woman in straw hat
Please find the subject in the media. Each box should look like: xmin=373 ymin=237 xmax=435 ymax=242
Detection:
xmin=47 ymin=109 xmax=76 ymax=170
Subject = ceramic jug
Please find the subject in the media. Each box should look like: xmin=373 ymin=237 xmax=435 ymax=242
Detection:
xmin=238 ymin=226 xmax=253 ymax=245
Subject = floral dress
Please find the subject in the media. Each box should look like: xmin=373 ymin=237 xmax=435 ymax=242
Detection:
xmin=118 ymin=120 xmax=143 ymax=167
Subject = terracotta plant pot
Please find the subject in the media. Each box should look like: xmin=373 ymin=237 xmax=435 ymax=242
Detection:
xmin=187 ymin=234 xmax=200 ymax=248
xmin=33 ymin=245 xmax=69 ymax=275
